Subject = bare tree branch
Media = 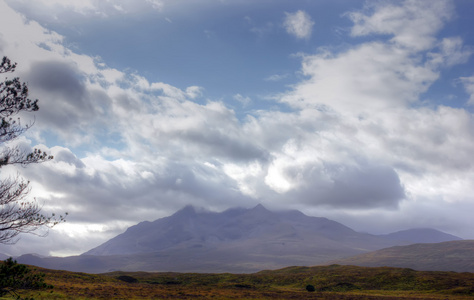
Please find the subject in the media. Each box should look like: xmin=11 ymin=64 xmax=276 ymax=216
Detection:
xmin=0 ymin=56 xmax=65 ymax=244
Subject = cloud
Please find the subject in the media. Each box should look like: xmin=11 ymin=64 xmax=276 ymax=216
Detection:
xmin=22 ymin=153 xmax=252 ymax=223
xmin=52 ymin=147 xmax=86 ymax=168
xmin=264 ymin=73 xmax=289 ymax=82
xmin=29 ymin=61 xmax=86 ymax=100
xmin=281 ymin=42 xmax=440 ymax=115
xmin=428 ymin=37 xmax=472 ymax=67
xmin=5 ymin=0 xmax=166 ymax=21
xmin=273 ymin=0 xmax=474 ymax=213
xmin=234 ymin=94 xmax=251 ymax=107
xmin=1 ymin=0 xmax=474 ymax=257
xmin=244 ymin=16 xmax=274 ymax=37
xmin=283 ymin=10 xmax=314 ymax=40
xmin=293 ymin=164 xmax=405 ymax=209
xmin=460 ymin=75 xmax=474 ymax=105
xmin=24 ymin=60 xmax=114 ymax=146
xmin=348 ymin=0 xmax=453 ymax=50
xmin=260 ymin=129 xmax=406 ymax=209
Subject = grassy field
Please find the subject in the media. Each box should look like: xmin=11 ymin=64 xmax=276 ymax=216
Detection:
xmin=9 ymin=264 xmax=474 ymax=299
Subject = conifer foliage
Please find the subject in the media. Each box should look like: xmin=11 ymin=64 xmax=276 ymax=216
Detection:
xmin=0 ymin=258 xmax=51 ymax=300
xmin=0 ymin=56 xmax=66 ymax=244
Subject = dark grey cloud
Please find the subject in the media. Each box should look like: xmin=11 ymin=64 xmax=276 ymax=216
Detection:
xmin=289 ymin=164 xmax=405 ymax=209
xmin=323 ymin=165 xmax=405 ymax=208
xmin=114 ymin=93 xmax=142 ymax=113
xmin=20 ymin=155 xmax=255 ymax=225
xmin=26 ymin=61 xmax=90 ymax=130
xmin=29 ymin=61 xmax=86 ymax=103
xmin=23 ymin=60 xmax=112 ymax=143
xmin=174 ymin=128 xmax=269 ymax=162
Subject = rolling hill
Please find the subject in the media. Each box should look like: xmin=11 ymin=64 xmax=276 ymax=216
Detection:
xmin=377 ymin=228 xmax=463 ymax=244
xmin=332 ymin=240 xmax=474 ymax=272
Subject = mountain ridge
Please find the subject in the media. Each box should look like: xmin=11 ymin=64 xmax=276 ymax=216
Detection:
xmin=16 ymin=204 xmax=464 ymax=273
xmin=377 ymin=228 xmax=463 ymax=244
xmin=83 ymin=204 xmax=393 ymax=257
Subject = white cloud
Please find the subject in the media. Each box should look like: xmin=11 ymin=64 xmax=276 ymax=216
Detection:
xmin=5 ymin=0 xmax=165 ymax=20
xmin=244 ymin=16 xmax=274 ymax=37
xmin=264 ymin=73 xmax=289 ymax=82
xmin=274 ymin=0 xmax=474 ymax=213
xmin=460 ymin=75 xmax=474 ymax=105
xmin=234 ymin=94 xmax=251 ymax=107
xmin=430 ymin=37 xmax=472 ymax=67
xmin=283 ymin=10 xmax=314 ymax=40
xmin=348 ymin=0 xmax=453 ymax=50
xmin=281 ymin=42 xmax=439 ymax=114
xmin=1 ymin=0 xmax=474 ymax=257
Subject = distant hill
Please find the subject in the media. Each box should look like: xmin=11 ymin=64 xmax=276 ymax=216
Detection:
xmin=378 ymin=228 xmax=463 ymax=244
xmin=332 ymin=240 xmax=474 ymax=272
xmin=16 ymin=205 xmax=464 ymax=273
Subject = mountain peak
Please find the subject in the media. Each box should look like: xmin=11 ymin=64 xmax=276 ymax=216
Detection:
xmin=174 ymin=204 xmax=197 ymax=216
xmin=241 ymin=204 xmax=275 ymax=222
xmin=247 ymin=203 xmax=273 ymax=216
xmin=252 ymin=203 xmax=267 ymax=211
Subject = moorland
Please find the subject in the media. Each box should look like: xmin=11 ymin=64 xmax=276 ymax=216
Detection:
xmin=13 ymin=264 xmax=474 ymax=300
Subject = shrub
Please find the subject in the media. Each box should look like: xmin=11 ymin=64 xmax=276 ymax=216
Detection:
xmin=306 ymin=284 xmax=315 ymax=292
xmin=116 ymin=275 xmax=138 ymax=283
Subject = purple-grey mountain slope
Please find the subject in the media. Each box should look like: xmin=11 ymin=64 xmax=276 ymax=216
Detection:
xmin=84 ymin=204 xmax=395 ymax=257
xmin=332 ymin=240 xmax=474 ymax=272
xmin=377 ymin=228 xmax=462 ymax=244
xmin=16 ymin=205 xmax=463 ymax=273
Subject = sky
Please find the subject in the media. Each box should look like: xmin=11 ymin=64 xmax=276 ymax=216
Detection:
xmin=0 ymin=0 xmax=473 ymax=257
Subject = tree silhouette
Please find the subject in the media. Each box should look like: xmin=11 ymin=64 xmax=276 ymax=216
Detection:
xmin=0 ymin=56 xmax=66 ymax=244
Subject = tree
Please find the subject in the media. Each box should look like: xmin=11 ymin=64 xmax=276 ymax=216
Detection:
xmin=0 ymin=56 xmax=66 ymax=244
xmin=0 ymin=258 xmax=52 ymax=300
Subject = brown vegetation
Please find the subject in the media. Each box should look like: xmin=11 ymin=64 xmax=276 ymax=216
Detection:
xmin=9 ymin=264 xmax=474 ymax=299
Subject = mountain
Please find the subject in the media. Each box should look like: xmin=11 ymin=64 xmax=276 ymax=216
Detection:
xmin=378 ymin=228 xmax=463 ymax=244
xmin=332 ymin=240 xmax=474 ymax=272
xmin=84 ymin=204 xmax=396 ymax=259
xmin=15 ymin=205 xmax=463 ymax=273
